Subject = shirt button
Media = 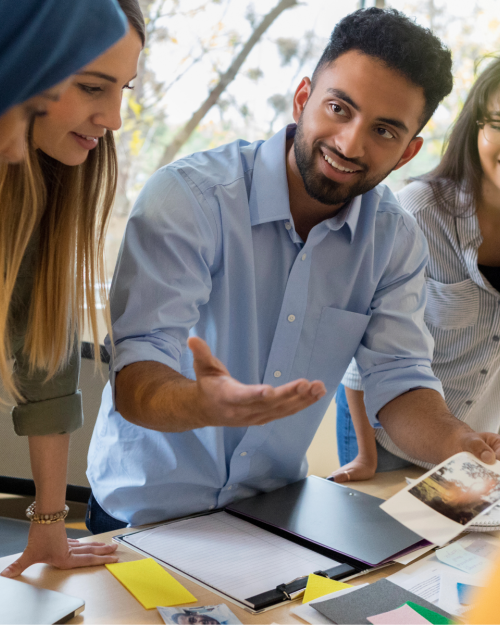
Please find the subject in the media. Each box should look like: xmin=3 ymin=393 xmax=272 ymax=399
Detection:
xmin=480 ymin=369 xmax=488 ymax=375
xmin=493 ymin=336 xmax=500 ymax=342
xmin=288 ymin=314 xmax=296 ymax=322
xmin=465 ymin=400 xmax=473 ymax=405
xmin=285 ymin=222 xmax=292 ymax=230
xmin=209 ymin=505 xmax=215 ymax=510
xmin=301 ymin=253 xmax=307 ymax=261
xmin=240 ymin=451 xmax=247 ymax=457
xmin=274 ymin=370 xmax=282 ymax=378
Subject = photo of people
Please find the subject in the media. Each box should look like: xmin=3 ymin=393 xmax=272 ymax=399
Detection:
xmin=409 ymin=456 xmax=500 ymax=525
xmin=158 ymin=604 xmax=242 ymax=625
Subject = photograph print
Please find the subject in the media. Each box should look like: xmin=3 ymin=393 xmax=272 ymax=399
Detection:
xmin=409 ymin=455 xmax=500 ymax=525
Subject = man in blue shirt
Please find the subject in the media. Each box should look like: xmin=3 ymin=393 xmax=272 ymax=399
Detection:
xmin=87 ymin=8 xmax=500 ymax=531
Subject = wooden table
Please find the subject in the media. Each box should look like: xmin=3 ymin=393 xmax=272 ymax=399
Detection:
xmin=0 ymin=467 xmax=425 ymax=624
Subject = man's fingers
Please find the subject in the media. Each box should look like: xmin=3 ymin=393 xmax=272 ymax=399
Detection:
xmin=465 ymin=435 xmax=496 ymax=464
xmin=262 ymin=379 xmax=325 ymax=401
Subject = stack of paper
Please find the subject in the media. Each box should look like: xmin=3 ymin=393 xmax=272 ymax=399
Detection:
xmin=388 ymin=534 xmax=498 ymax=617
xmin=310 ymin=579 xmax=454 ymax=624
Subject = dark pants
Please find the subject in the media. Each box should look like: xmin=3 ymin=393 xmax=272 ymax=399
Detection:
xmin=86 ymin=492 xmax=128 ymax=534
xmin=335 ymin=383 xmax=414 ymax=472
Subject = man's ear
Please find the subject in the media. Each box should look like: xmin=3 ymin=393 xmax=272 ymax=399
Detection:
xmin=393 ymin=136 xmax=424 ymax=171
xmin=292 ymin=77 xmax=312 ymax=123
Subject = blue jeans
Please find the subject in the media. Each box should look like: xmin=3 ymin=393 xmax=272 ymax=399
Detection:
xmin=85 ymin=493 xmax=128 ymax=534
xmin=335 ymin=383 xmax=414 ymax=472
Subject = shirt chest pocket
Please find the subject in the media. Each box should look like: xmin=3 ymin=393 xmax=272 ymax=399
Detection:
xmin=307 ymin=306 xmax=371 ymax=389
xmin=424 ymin=277 xmax=479 ymax=330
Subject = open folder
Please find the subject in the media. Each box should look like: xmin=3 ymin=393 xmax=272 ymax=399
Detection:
xmin=114 ymin=476 xmax=426 ymax=613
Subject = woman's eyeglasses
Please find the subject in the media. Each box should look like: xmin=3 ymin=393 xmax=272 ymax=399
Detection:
xmin=477 ymin=119 xmax=500 ymax=145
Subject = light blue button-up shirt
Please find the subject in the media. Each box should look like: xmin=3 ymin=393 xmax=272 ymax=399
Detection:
xmin=87 ymin=125 xmax=443 ymax=526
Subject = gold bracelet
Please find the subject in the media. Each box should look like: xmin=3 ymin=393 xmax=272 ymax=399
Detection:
xmin=26 ymin=502 xmax=69 ymax=524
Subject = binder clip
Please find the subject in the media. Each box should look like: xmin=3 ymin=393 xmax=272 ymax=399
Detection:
xmin=313 ymin=570 xmax=330 ymax=578
xmin=275 ymin=583 xmax=292 ymax=601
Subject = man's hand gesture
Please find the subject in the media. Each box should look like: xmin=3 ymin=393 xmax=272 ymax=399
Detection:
xmin=189 ymin=337 xmax=326 ymax=427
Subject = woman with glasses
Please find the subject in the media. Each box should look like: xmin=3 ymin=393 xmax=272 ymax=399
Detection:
xmin=332 ymin=56 xmax=500 ymax=482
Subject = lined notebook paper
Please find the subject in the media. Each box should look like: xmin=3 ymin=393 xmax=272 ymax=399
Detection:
xmin=121 ymin=511 xmax=341 ymax=604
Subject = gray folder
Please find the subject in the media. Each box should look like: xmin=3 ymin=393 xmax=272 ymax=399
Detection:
xmin=226 ymin=475 xmax=426 ymax=567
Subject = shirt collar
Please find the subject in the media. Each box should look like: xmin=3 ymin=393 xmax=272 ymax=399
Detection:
xmin=249 ymin=124 xmax=293 ymax=227
xmin=249 ymin=123 xmax=362 ymax=243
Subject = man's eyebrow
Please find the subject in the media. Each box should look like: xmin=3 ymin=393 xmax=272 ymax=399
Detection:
xmin=326 ymin=88 xmax=409 ymax=135
xmin=77 ymin=70 xmax=117 ymax=83
xmin=376 ymin=117 xmax=409 ymax=134
xmin=326 ymin=88 xmax=360 ymax=111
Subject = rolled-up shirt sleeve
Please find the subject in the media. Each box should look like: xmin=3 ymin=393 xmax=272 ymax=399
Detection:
xmin=12 ymin=339 xmax=82 ymax=436
xmin=106 ymin=166 xmax=217 ymax=398
xmin=354 ymin=217 xmax=443 ymax=426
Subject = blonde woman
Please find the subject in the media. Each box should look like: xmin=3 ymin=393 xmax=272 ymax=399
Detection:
xmin=0 ymin=0 xmax=144 ymax=578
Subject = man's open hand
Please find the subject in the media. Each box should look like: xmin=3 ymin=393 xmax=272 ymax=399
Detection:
xmin=189 ymin=336 xmax=326 ymax=427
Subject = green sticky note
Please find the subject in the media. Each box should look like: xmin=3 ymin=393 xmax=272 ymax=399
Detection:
xmin=405 ymin=602 xmax=455 ymax=625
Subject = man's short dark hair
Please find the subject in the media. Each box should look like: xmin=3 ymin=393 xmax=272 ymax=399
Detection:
xmin=312 ymin=8 xmax=453 ymax=131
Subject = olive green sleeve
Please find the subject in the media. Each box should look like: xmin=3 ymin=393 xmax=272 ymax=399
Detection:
xmin=9 ymin=232 xmax=83 ymax=437
xmin=11 ymin=340 xmax=83 ymax=436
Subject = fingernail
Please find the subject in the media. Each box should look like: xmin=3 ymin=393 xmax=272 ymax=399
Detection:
xmin=481 ymin=450 xmax=495 ymax=463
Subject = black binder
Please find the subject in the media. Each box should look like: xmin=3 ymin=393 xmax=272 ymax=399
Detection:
xmin=225 ymin=476 xmax=428 ymax=609
xmin=114 ymin=476 xmax=427 ymax=613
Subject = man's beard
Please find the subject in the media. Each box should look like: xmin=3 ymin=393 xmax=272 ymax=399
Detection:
xmin=294 ymin=117 xmax=393 ymax=206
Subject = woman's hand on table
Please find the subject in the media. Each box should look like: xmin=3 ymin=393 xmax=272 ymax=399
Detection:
xmin=328 ymin=454 xmax=377 ymax=483
xmin=0 ymin=521 xmax=118 ymax=578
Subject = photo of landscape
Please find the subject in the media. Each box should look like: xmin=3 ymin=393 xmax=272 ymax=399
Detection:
xmin=409 ymin=457 xmax=500 ymax=525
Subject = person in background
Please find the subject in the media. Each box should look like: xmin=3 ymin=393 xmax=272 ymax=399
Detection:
xmin=332 ymin=56 xmax=500 ymax=483
xmin=0 ymin=0 xmax=126 ymax=163
xmin=87 ymin=8 xmax=499 ymax=533
xmin=0 ymin=0 xmax=143 ymax=578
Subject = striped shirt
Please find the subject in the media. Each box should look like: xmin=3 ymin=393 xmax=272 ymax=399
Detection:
xmin=342 ymin=179 xmax=500 ymax=469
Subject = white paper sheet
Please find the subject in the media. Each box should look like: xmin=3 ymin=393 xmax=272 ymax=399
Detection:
xmin=121 ymin=511 xmax=342 ymax=604
xmin=388 ymin=534 xmax=499 ymax=616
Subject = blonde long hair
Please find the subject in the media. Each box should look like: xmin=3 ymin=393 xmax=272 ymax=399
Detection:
xmin=0 ymin=131 xmax=116 ymax=399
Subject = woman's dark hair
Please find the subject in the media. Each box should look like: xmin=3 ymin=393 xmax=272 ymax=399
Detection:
xmin=312 ymin=8 xmax=453 ymax=132
xmin=117 ymin=0 xmax=146 ymax=46
xmin=422 ymin=56 xmax=500 ymax=215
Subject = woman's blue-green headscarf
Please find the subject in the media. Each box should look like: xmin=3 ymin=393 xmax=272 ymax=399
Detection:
xmin=0 ymin=0 xmax=128 ymax=115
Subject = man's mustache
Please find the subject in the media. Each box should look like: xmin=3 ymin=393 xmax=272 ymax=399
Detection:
xmin=319 ymin=142 xmax=368 ymax=173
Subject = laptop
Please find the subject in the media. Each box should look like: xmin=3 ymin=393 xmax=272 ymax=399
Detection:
xmin=0 ymin=577 xmax=84 ymax=624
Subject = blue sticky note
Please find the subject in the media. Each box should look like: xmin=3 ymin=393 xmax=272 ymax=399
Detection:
xmin=457 ymin=582 xmax=477 ymax=606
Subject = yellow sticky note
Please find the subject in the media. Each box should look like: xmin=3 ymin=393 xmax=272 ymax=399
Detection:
xmin=106 ymin=558 xmax=197 ymax=609
xmin=302 ymin=574 xmax=352 ymax=604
